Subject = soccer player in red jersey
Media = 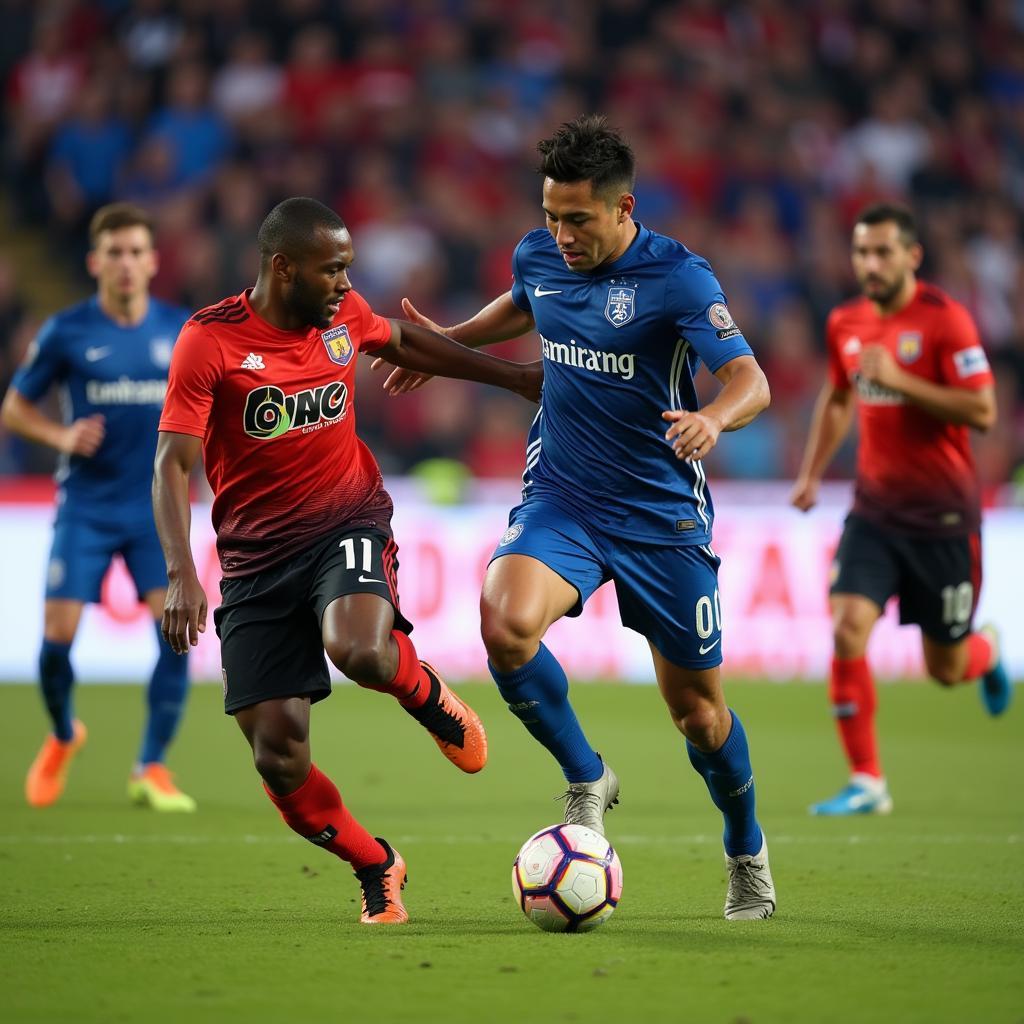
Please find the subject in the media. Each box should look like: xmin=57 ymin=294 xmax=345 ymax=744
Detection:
xmin=153 ymin=197 xmax=541 ymax=923
xmin=791 ymin=203 xmax=1012 ymax=816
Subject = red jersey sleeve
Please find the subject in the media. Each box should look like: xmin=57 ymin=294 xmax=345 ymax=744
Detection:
xmin=345 ymin=289 xmax=393 ymax=353
xmin=825 ymin=309 xmax=850 ymax=391
xmin=935 ymin=302 xmax=993 ymax=391
xmin=159 ymin=320 xmax=224 ymax=437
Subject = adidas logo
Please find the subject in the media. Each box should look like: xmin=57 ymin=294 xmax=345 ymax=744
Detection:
xmin=241 ymin=353 xmax=265 ymax=370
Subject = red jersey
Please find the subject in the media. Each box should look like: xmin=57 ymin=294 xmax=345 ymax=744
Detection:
xmin=826 ymin=281 xmax=994 ymax=536
xmin=160 ymin=289 xmax=393 ymax=576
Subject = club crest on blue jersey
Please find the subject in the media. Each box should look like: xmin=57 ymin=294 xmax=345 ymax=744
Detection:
xmin=150 ymin=337 xmax=173 ymax=368
xmin=499 ymin=523 xmax=524 ymax=546
xmin=321 ymin=324 xmax=354 ymax=366
xmin=604 ymin=287 xmax=636 ymax=328
xmin=897 ymin=331 xmax=922 ymax=364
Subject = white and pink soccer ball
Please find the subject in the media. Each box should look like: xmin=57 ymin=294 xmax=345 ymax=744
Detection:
xmin=512 ymin=823 xmax=623 ymax=932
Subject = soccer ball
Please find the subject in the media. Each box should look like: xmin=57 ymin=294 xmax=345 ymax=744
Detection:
xmin=512 ymin=823 xmax=623 ymax=932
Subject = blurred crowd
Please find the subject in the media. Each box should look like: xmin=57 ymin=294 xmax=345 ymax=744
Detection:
xmin=2 ymin=0 xmax=1024 ymax=489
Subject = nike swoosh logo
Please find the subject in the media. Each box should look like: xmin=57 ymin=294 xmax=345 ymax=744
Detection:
xmin=699 ymin=638 xmax=721 ymax=655
xmin=85 ymin=346 xmax=112 ymax=361
xmin=358 ymin=574 xmax=385 ymax=584
xmin=534 ymin=285 xmax=562 ymax=297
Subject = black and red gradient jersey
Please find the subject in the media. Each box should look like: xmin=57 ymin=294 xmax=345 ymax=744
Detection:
xmin=826 ymin=281 xmax=994 ymax=536
xmin=160 ymin=289 xmax=393 ymax=576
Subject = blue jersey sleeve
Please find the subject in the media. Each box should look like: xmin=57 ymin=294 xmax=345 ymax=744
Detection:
xmin=665 ymin=258 xmax=752 ymax=374
xmin=10 ymin=316 xmax=67 ymax=401
xmin=510 ymin=237 xmax=532 ymax=313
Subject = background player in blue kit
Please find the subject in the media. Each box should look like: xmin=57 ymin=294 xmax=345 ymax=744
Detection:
xmin=1 ymin=203 xmax=195 ymax=812
xmin=377 ymin=116 xmax=776 ymax=920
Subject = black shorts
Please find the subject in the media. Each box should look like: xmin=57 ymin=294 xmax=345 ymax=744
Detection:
xmin=830 ymin=513 xmax=982 ymax=644
xmin=214 ymin=525 xmax=413 ymax=714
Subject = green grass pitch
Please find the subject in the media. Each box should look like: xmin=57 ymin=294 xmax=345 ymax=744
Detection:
xmin=1 ymin=678 xmax=1021 ymax=1024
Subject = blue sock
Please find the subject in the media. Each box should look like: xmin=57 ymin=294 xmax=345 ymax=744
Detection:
xmin=489 ymin=642 xmax=603 ymax=783
xmin=686 ymin=709 xmax=763 ymax=858
xmin=138 ymin=623 xmax=190 ymax=765
xmin=39 ymin=640 xmax=75 ymax=742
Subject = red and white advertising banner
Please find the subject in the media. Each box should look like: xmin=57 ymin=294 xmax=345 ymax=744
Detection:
xmin=1 ymin=482 xmax=1020 ymax=682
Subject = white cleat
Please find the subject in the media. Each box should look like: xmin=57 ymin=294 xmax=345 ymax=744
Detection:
xmin=561 ymin=761 xmax=620 ymax=835
xmin=724 ymin=835 xmax=776 ymax=920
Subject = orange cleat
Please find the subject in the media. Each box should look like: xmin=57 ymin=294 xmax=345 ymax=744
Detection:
xmin=355 ymin=839 xmax=409 ymax=924
xmin=25 ymin=720 xmax=87 ymax=807
xmin=405 ymin=661 xmax=488 ymax=774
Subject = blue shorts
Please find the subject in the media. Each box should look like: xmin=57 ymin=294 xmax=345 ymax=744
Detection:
xmin=491 ymin=497 xmax=724 ymax=669
xmin=46 ymin=509 xmax=168 ymax=603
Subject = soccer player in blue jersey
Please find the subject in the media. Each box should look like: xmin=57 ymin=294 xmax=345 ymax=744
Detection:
xmin=377 ymin=116 xmax=776 ymax=919
xmin=1 ymin=203 xmax=195 ymax=811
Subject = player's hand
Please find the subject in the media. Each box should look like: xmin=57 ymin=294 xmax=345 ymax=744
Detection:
xmin=858 ymin=344 xmax=903 ymax=391
xmin=517 ymin=360 xmax=544 ymax=403
xmin=61 ymin=414 xmax=105 ymax=457
xmin=162 ymin=571 xmax=208 ymax=655
xmin=790 ymin=475 xmax=820 ymax=512
xmin=370 ymin=298 xmax=442 ymax=394
xmin=662 ymin=409 xmax=722 ymax=462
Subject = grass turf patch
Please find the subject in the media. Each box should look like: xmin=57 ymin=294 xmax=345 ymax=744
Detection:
xmin=1 ymin=679 xmax=1021 ymax=1024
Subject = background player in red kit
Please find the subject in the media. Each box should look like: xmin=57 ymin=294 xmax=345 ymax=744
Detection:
xmin=791 ymin=203 xmax=1012 ymax=817
xmin=153 ymin=197 xmax=541 ymax=923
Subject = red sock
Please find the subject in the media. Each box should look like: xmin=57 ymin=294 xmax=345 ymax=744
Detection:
xmin=960 ymin=632 xmax=993 ymax=682
xmin=830 ymin=656 xmax=882 ymax=778
xmin=264 ymin=764 xmax=386 ymax=870
xmin=351 ymin=630 xmax=430 ymax=708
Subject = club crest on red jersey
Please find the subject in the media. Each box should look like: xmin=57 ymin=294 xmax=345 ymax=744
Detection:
xmin=322 ymin=324 xmax=354 ymax=366
xmin=897 ymin=331 xmax=922 ymax=364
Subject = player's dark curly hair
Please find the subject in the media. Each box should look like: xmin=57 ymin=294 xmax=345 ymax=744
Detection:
xmin=537 ymin=115 xmax=636 ymax=200
xmin=257 ymin=197 xmax=347 ymax=262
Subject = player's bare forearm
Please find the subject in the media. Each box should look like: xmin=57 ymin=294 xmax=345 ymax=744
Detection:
xmin=1 ymin=388 xmax=105 ymax=456
xmin=663 ymin=356 xmax=769 ymax=461
xmin=799 ymin=384 xmax=855 ymax=481
xmin=895 ymin=376 xmax=995 ymax=431
xmin=153 ymin=431 xmax=208 ymax=653
xmin=858 ymin=343 xmax=995 ymax=430
xmin=381 ymin=319 xmax=542 ymax=401
xmin=705 ymin=356 xmax=771 ymax=432
xmin=446 ymin=291 xmax=536 ymax=348
xmin=153 ymin=432 xmax=201 ymax=576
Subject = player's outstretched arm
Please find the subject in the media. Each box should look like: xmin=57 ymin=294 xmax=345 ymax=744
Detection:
xmin=372 ymin=292 xmax=535 ymax=395
xmin=662 ymin=355 xmax=770 ymax=463
xmin=375 ymin=316 xmax=542 ymax=403
xmin=153 ymin=431 xmax=207 ymax=655
xmin=790 ymin=381 xmax=855 ymax=512
xmin=1 ymin=388 xmax=106 ymax=456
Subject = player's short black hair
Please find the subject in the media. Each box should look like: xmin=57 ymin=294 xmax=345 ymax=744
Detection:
xmin=89 ymin=203 xmax=154 ymax=246
xmin=257 ymin=197 xmax=347 ymax=263
xmin=537 ymin=115 xmax=636 ymax=201
xmin=855 ymin=203 xmax=919 ymax=246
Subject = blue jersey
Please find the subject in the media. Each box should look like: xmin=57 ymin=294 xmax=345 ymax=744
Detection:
xmin=510 ymin=224 xmax=753 ymax=546
xmin=11 ymin=296 xmax=189 ymax=518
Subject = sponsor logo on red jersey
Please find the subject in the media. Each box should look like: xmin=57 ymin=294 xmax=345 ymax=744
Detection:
xmin=242 ymin=381 xmax=348 ymax=440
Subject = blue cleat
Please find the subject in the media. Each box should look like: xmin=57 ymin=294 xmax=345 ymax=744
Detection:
xmin=979 ymin=625 xmax=1013 ymax=717
xmin=809 ymin=773 xmax=893 ymax=816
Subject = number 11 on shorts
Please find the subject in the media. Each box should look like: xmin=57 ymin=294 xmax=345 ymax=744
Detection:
xmin=339 ymin=537 xmax=373 ymax=573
